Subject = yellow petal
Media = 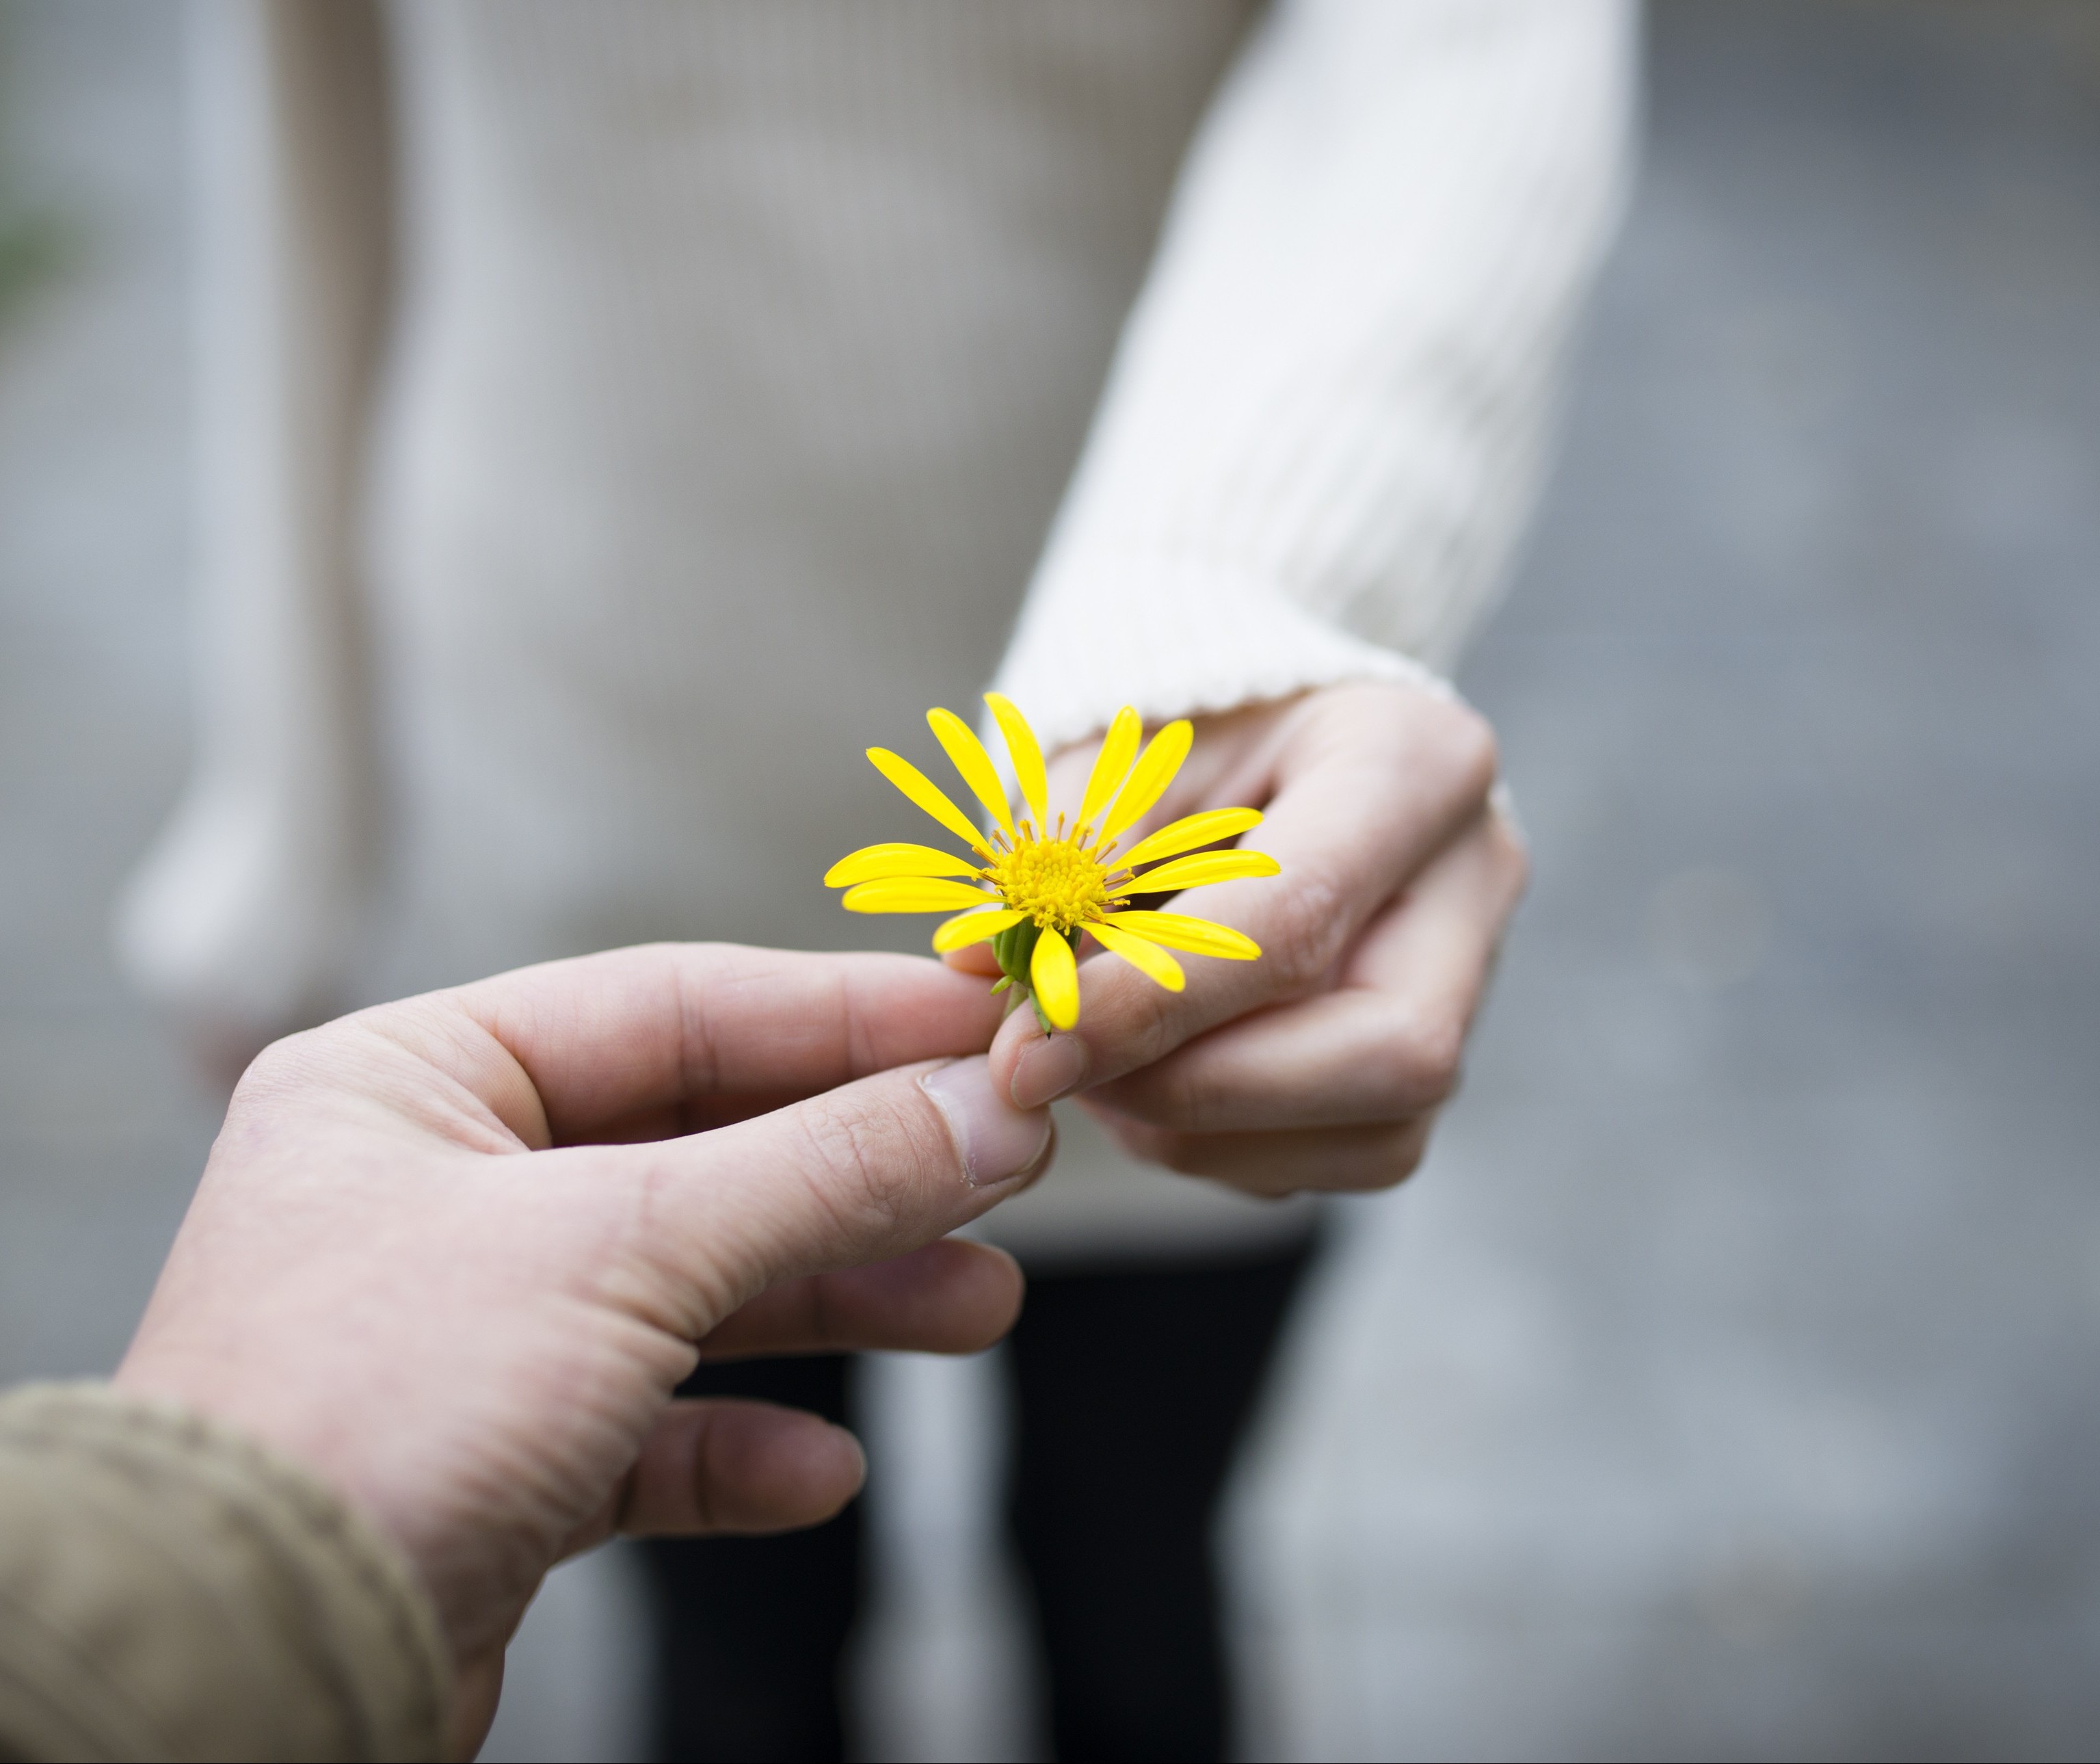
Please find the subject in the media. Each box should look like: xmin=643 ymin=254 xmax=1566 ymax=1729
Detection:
xmin=1098 ymin=719 xmax=1192 ymax=843
xmin=867 ymin=748 xmax=990 ymax=852
xmin=1124 ymin=850 xmax=1280 ymax=894
xmin=931 ymin=908 xmax=1026 ymax=952
xmin=1115 ymin=807 xmax=1264 ymax=871
xmin=1087 ymin=919 xmax=1185 ymax=991
xmin=983 ymin=693 xmax=1048 ymax=828
xmin=825 ymin=843 xmax=982 ymax=888
xmin=1076 ymin=707 xmax=1142 ymax=834
xmin=1100 ymin=910 xmax=1260 ymax=960
xmin=1030 ymin=925 xmax=1080 ymax=1031
xmin=928 ymin=708 xmax=1015 ymax=839
xmin=842 ymin=878 xmax=994 ymax=914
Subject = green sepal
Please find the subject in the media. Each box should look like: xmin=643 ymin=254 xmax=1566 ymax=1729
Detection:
xmin=992 ymin=918 xmax=1044 ymax=988
xmin=993 ymin=917 xmax=1058 ymax=1034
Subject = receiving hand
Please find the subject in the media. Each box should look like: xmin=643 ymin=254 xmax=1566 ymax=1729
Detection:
xmin=114 ymin=945 xmax=1052 ymax=1754
xmin=974 ymin=679 xmax=1525 ymax=1196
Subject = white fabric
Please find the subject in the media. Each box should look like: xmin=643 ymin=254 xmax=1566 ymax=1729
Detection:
xmin=996 ymin=0 xmax=1634 ymax=752
xmin=120 ymin=0 xmax=1632 ymax=1260
xmin=120 ymin=0 xmax=391 ymax=1036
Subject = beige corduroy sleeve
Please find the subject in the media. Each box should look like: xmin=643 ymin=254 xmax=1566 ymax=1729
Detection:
xmin=992 ymin=0 xmax=1639 ymax=754
xmin=0 ymin=1383 xmax=446 ymax=1763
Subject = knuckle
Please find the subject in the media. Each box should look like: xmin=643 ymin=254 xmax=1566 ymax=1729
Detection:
xmin=226 ymin=1021 xmax=361 ymax=1120
xmin=1435 ymin=700 xmax=1501 ymax=802
xmin=1145 ymin=1131 xmax=1213 ymax=1179
xmin=1098 ymin=1112 xmax=1185 ymax=1170
xmin=1325 ymin=1123 xmax=1431 ymax=1194
xmin=793 ymin=1093 xmax=923 ymax=1239
xmin=1368 ymin=1012 xmax=1465 ymax=1111
xmin=231 ymin=1036 xmax=300 ymax=1100
xmin=1497 ymin=820 xmax=1532 ymax=891
xmin=1111 ymin=973 xmax=1189 ymax=1072
xmin=1153 ymin=1067 xmax=1216 ymax=1134
xmin=1265 ymin=872 xmax=1351 ymax=992
xmin=1101 ymin=1057 xmax=1214 ymax=1135
xmin=1374 ymin=1125 xmax=1429 ymax=1187
xmin=1483 ymin=794 xmax=1530 ymax=876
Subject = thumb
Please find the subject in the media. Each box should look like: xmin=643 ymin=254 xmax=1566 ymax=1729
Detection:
xmin=590 ymin=1054 xmax=1052 ymax=1334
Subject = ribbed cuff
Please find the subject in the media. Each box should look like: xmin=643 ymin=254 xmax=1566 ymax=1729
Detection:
xmin=989 ymin=552 xmax=1453 ymax=756
xmin=0 ymin=1382 xmax=447 ymax=1763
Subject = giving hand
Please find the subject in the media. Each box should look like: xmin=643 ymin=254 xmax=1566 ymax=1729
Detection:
xmin=977 ymin=679 xmax=1524 ymax=1195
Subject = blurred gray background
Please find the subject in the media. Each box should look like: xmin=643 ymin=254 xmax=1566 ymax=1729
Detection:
xmin=1 ymin=3 xmax=2095 ymax=1759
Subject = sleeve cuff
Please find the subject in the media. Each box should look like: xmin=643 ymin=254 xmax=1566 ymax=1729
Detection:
xmin=989 ymin=552 xmax=1456 ymax=754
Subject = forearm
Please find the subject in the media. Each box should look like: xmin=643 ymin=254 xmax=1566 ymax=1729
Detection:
xmin=0 ymin=1383 xmax=444 ymax=1763
xmin=994 ymin=0 xmax=1637 ymax=752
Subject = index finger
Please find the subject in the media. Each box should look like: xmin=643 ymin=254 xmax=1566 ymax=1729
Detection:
xmin=449 ymin=943 xmax=1007 ymax=1143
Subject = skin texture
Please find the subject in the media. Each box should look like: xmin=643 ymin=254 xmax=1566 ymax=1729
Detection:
xmin=114 ymin=945 xmax=1052 ymax=1756
xmin=966 ymin=679 xmax=1529 ymax=1196
xmin=105 ymin=679 xmax=1514 ymax=1750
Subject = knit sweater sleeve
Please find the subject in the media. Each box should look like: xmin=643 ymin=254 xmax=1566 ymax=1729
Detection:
xmin=989 ymin=0 xmax=1637 ymax=755
xmin=114 ymin=0 xmax=391 ymax=1043
xmin=0 ymin=1384 xmax=446 ymax=1763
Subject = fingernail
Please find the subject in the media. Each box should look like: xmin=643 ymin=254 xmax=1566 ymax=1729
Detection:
xmin=1010 ymin=1033 xmax=1088 ymax=1111
xmin=921 ymin=1057 xmax=1053 ymax=1188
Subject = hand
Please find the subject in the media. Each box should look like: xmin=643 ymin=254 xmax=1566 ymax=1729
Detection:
xmin=972 ymin=679 xmax=1525 ymax=1196
xmin=114 ymin=945 xmax=1052 ymax=1755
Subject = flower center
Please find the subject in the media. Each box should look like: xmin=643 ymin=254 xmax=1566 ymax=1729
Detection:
xmin=986 ymin=828 xmax=1117 ymax=935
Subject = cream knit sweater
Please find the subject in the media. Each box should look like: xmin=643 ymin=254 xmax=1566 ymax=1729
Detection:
xmin=122 ymin=0 xmax=1632 ymax=1258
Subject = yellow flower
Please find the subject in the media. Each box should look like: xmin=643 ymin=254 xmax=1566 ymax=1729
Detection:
xmin=825 ymin=696 xmax=1277 ymax=1031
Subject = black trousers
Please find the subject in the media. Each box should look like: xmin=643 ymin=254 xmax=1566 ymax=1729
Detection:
xmin=636 ymin=1241 xmax=1316 ymax=1763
